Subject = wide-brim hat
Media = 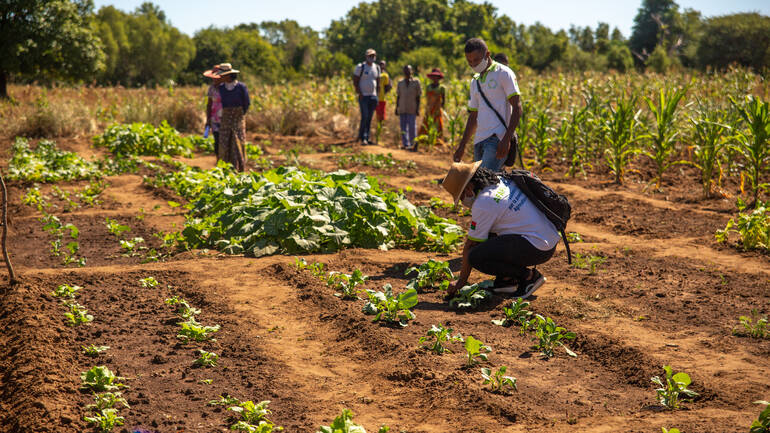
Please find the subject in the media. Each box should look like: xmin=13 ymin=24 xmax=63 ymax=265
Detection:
xmin=442 ymin=161 xmax=482 ymax=204
xmin=202 ymin=65 xmax=221 ymax=78
xmin=365 ymin=48 xmax=377 ymax=56
xmin=427 ymin=68 xmax=444 ymax=79
xmin=217 ymin=63 xmax=240 ymax=75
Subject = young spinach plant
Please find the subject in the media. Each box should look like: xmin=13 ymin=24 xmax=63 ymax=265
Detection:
xmin=362 ymin=284 xmax=418 ymax=327
xmin=449 ymin=281 xmax=493 ymax=310
xmin=481 ymin=366 xmax=518 ymax=393
xmin=651 ymin=365 xmax=699 ymax=409
xmin=464 ymin=336 xmax=492 ymax=367
xmin=419 ymin=324 xmax=463 ymax=354
xmin=405 ymin=259 xmax=454 ymax=292
xmin=528 ymin=314 xmax=577 ymax=358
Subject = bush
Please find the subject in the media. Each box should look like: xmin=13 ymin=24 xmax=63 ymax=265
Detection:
xmin=697 ymin=13 xmax=770 ymax=70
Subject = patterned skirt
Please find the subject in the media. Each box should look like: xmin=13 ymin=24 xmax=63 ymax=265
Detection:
xmin=218 ymin=107 xmax=246 ymax=172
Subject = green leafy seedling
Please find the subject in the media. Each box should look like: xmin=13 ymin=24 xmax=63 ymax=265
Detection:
xmin=651 ymin=365 xmax=699 ymax=409
xmin=104 ymin=217 xmax=130 ymax=238
xmin=481 ymin=366 xmax=518 ymax=393
xmin=662 ymin=428 xmax=681 ymax=433
xmin=464 ymin=336 xmax=491 ymax=367
xmin=84 ymin=408 xmax=125 ymax=432
xmin=87 ymin=392 xmax=129 ymax=411
xmin=317 ymin=408 xmax=389 ymax=433
xmin=362 ymin=284 xmax=418 ymax=327
xmin=64 ymin=301 xmax=93 ymax=326
xmin=327 ymin=269 xmax=368 ymax=299
xmin=139 ymin=276 xmax=159 ymax=288
xmin=492 ymin=298 xmax=533 ymax=333
xmin=80 ymin=366 xmax=127 ymax=392
xmin=449 ymin=280 xmax=493 ymax=310
xmin=51 ymin=284 xmax=81 ymax=299
xmin=751 ymin=400 xmax=770 ymax=433
xmin=193 ymin=349 xmax=219 ymax=368
xmin=83 ymin=345 xmax=110 ymax=357
xmin=177 ymin=318 xmax=220 ymax=343
xmin=165 ymin=296 xmax=200 ymax=319
xmin=228 ymin=400 xmax=282 ymax=431
xmin=528 ymin=314 xmax=577 ymax=358
xmin=209 ymin=395 xmax=241 ymax=407
xmin=419 ymin=324 xmax=463 ymax=354
xmin=405 ymin=259 xmax=454 ymax=292
xmin=734 ymin=309 xmax=769 ymax=339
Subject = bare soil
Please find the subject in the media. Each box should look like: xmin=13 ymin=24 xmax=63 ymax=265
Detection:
xmin=1 ymin=134 xmax=768 ymax=432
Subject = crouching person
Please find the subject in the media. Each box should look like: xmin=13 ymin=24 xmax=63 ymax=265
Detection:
xmin=442 ymin=161 xmax=560 ymax=299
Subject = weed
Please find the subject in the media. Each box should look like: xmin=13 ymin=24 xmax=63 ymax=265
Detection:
xmin=464 ymin=336 xmax=491 ymax=367
xmin=733 ymin=310 xmax=769 ymax=339
xmin=716 ymin=200 xmax=769 ymax=251
xmin=193 ymin=350 xmax=219 ymax=368
xmin=80 ymin=366 xmax=127 ymax=392
xmin=651 ymin=365 xmax=699 ymax=409
xmin=419 ymin=324 xmax=463 ymax=354
xmin=481 ymin=366 xmax=518 ymax=393
xmin=571 ymin=252 xmax=607 ymax=274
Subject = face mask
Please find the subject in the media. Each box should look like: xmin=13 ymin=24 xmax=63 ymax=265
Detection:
xmin=471 ymin=56 xmax=489 ymax=74
xmin=461 ymin=191 xmax=476 ymax=208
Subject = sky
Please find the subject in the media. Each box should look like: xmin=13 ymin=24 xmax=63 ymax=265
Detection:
xmin=93 ymin=0 xmax=770 ymax=37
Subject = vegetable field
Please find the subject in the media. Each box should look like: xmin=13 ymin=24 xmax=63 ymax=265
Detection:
xmin=0 ymin=70 xmax=769 ymax=433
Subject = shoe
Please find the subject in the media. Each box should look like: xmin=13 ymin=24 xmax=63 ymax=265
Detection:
xmin=491 ymin=276 xmax=519 ymax=294
xmin=511 ymin=269 xmax=545 ymax=299
xmin=362 ymin=139 xmax=369 ymax=145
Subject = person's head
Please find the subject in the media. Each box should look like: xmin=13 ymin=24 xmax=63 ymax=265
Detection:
xmin=217 ymin=63 xmax=240 ymax=82
xmin=442 ymin=161 xmax=480 ymax=207
xmin=464 ymin=37 xmax=491 ymax=74
xmin=403 ymin=64 xmax=413 ymax=79
xmin=379 ymin=60 xmax=387 ymax=71
xmin=493 ymin=53 xmax=509 ymax=66
xmin=203 ymin=65 xmax=223 ymax=84
xmin=427 ymin=67 xmax=444 ymax=84
xmin=365 ymin=48 xmax=376 ymax=64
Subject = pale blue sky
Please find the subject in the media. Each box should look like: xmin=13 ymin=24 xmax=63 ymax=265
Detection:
xmin=93 ymin=0 xmax=769 ymax=37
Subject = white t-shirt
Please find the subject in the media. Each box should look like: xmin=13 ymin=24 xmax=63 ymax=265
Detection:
xmin=353 ymin=62 xmax=380 ymax=97
xmin=467 ymin=177 xmax=560 ymax=251
xmin=467 ymin=60 xmax=521 ymax=144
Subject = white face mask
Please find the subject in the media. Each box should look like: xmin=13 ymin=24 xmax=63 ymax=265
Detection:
xmin=461 ymin=191 xmax=476 ymax=208
xmin=471 ymin=56 xmax=489 ymax=74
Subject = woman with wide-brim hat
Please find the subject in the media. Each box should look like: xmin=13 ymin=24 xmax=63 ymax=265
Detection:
xmin=217 ymin=63 xmax=249 ymax=172
xmin=419 ymin=67 xmax=447 ymax=144
xmin=203 ymin=64 xmax=224 ymax=158
xmin=442 ymin=162 xmax=561 ymax=299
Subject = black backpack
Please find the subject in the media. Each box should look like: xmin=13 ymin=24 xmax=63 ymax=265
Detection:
xmin=504 ymin=170 xmax=573 ymax=264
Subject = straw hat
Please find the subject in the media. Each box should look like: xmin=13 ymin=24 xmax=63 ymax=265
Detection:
xmin=365 ymin=48 xmax=377 ymax=56
xmin=442 ymin=161 xmax=482 ymax=204
xmin=202 ymin=64 xmax=222 ymax=78
xmin=217 ymin=63 xmax=240 ymax=75
xmin=427 ymin=68 xmax=445 ymax=79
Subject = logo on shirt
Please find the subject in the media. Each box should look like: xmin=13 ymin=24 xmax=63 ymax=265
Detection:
xmin=487 ymin=79 xmax=498 ymax=89
xmin=470 ymin=221 xmax=477 ymax=230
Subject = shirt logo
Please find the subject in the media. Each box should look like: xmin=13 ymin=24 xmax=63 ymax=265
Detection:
xmin=470 ymin=221 xmax=477 ymax=230
xmin=487 ymin=79 xmax=498 ymax=89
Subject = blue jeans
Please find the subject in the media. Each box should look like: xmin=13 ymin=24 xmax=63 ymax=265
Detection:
xmin=358 ymin=95 xmax=378 ymax=141
xmin=474 ymin=135 xmax=506 ymax=171
xmin=399 ymin=113 xmax=417 ymax=148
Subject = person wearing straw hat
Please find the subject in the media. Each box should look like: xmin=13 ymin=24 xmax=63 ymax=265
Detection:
xmin=203 ymin=64 xmax=224 ymax=158
xmin=217 ymin=63 xmax=249 ymax=172
xmin=441 ymin=162 xmax=560 ymax=299
xmin=419 ymin=67 xmax=446 ymax=144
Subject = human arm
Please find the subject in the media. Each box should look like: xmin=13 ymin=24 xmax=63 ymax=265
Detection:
xmin=352 ymin=64 xmax=362 ymax=96
xmin=241 ymin=83 xmax=250 ymax=114
xmin=447 ymin=238 xmax=480 ymax=296
xmin=453 ymin=111 xmax=478 ymax=162
xmin=495 ymin=94 xmax=522 ymax=159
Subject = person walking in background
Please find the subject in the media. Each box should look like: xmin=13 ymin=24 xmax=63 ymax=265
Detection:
xmin=374 ymin=60 xmax=392 ymax=144
xmin=203 ymin=64 xmax=223 ymax=159
xmin=217 ymin=63 xmax=249 ymax=172
xmin=493 ymin=53 xmax=509 ymax=66
xmin=419 ymin=67 xmax=446 ymax=144
xmin=453 ymin=38 xmax=522 ymax=171
xmin=352 ymin=48 xmax=381 ymax=145
xmin=395 ymin=65 xmax=421 ymax=151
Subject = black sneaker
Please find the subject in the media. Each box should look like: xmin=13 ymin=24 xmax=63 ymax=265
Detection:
xmin=491 ymin=276 xmax=519 ymax=294
xmin=512 ymin=269 xmax=545 ymax=299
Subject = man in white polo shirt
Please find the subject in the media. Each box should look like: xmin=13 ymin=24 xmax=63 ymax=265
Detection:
xmin=352 ymin=48 xmax=381 ymax=145
xmin=453 ymin=38 xmax=522 ymax=171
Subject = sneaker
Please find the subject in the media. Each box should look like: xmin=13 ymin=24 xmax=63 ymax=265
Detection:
xmin=491 ymin=276 xmax=519 ymax=294
xmin=362 ymin=139 xmax=369 ymax=145
xmin=512 ymin=269 xmax=545 ymax=299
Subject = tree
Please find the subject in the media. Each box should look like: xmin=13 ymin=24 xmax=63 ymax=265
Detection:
xmin=629 ymin=0 xmax=680 ymax=63
xmin=0 ymin=0 xmax=104 ymax=98
xmin=696 ymin=13 xmax=770 ymax=70
xmin=606 ymin=41 xmax=634 ymax=72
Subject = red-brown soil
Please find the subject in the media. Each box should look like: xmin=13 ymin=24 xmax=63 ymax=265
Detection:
xmin=1 ymin=134 xmax=768 ymax=433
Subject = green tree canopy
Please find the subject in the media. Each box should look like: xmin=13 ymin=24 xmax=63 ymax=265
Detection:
xmin=0 ymin=0 xmax=104 ymax=98
xmin=696 ymin=13 xmax=770 ymax=70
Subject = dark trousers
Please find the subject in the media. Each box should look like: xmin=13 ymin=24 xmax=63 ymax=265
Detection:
xmin=357 ymin=95 xmax=378 ymax=141
xmin=469 ymin=234 xmax=556 ymax=280
xmin=213 ymin=131 xmax=220 ymax=157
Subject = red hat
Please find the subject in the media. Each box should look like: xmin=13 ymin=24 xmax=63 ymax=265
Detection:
xmin=427 ymin=68 xmax=444 ymax=79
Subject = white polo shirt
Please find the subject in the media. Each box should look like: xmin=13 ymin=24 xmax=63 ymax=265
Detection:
xmin=467 ymin=60 xmax=521 ymax=144
xmin=467 ymin=177 xmax=560 ymax=251
xmin=353 ymin=62 xmax=380 ymax=97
